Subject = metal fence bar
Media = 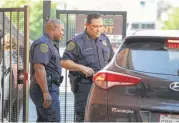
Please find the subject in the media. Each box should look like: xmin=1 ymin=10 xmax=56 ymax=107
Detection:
xmin=23 ymin=5 xmax=30 ymax=122
xmin=9 ymin=11 xmax=12 ymax=121
xmin=0 ymin=8 xmax=25 ymax=12
xmin=64 ymin=13 xmax=69 ymax=122
xmin=43 ymin=1 xmax=51 ymax=33
xmin=56 ymin=10 xmax=127 ymax=16
xmin=16 ymin=11 xmax=20 ymax=122
xmin=1 ymin=12 xmax=5 ymax=123
xmin=122 ymin=13 xmax=127 ymax=40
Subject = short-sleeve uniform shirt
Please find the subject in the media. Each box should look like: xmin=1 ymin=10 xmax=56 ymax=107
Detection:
xmin=30 ymin=34 xmax=62 ymax=80
xmin=62 ymin=31 xmax=114 ymax=72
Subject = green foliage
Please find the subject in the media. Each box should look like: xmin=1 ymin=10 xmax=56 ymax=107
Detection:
xmin=160 ymin=7 xmax=179 ymax=30
xmin=2 ymin=0 xmax=57 ymax=40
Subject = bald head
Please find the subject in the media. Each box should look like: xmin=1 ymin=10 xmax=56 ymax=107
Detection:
xmin=45 ymin=18 xmax=64 ymax=41
xmin=45 ymin=18 xmax=63 ymax=32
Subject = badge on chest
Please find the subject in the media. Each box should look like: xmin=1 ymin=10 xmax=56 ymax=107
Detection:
xmin=102 ymin=40 xmax=107 ymax=47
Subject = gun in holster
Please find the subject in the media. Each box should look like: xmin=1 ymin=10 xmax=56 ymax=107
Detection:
xmin=47 ymin=75 xmax=63 ymax=88
xmin=68 ymin=72 xmax=81 ymax=93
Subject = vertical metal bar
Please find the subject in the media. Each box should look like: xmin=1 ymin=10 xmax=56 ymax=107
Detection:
xmin=23 ymin=5 xmax=29 ymax=122
xmin=122 ymin=12 xmax=127 ymax=40
xmin=9 ymin=11 xmax=13 ymax=122
xmin=73 ymin=14 xmax=76 ymax=122
xmin=56 ymin=10 xmax=60 ymax=20
xmin=16 ymin=11 xmax=20 ymax=122
xmin=1 ymin=12 xmax=5 ymax=122
xmin=55 ymin=10 xmax=60 ymax=49
xmin=64 ymin=13 xmax=69 ymax=122
xmin=43 ymin=0 xmax=51 ymax=33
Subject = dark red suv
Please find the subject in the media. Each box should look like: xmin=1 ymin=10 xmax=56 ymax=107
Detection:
xmin=85 ymin=30 xmax=179 ymax=122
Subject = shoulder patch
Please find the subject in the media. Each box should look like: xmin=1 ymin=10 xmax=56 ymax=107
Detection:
xmin=67 ymin=42 xmax=75 ymax=51
xmin=40 ymin=44 xmax=49 ymax=53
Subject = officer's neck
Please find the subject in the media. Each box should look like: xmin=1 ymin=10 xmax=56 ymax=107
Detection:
xmin=86 ymin=31 xmax=98 ymax=40
xmin=45 ymin=32 xmax=54 ymax=41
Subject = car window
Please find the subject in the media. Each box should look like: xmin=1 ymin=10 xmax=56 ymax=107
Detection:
xmin=117 ymin=38 xmax=179 ymax=75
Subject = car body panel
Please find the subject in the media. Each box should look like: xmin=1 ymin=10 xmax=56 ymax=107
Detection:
xmin=85 ymin=30 xmax=179 ymax=122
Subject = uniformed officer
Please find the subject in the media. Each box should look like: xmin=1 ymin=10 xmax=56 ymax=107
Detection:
xmin=61 ymin=12 xmax=114 ymax=122
xmin=29 ymin=18 xmax=64 ymax=122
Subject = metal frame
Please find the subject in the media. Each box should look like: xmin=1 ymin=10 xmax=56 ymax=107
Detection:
xmin=0 ymin=8 xmax=26 ymax=12
xmin=56 ymin=10 xmax=127 ymax=40
xmin=0 ymin=5 xmax=30 ymax=122
xmin=43 ymin=1 xmax=51 ymax=33
xmin=23 ymin=5 xmax=30 ymax=122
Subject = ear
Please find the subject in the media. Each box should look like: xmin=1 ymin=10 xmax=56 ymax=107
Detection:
xmin=52 ymin=24 xmax=56 ymax=31
xmin=85 ymin=23 xmax=89 ymax=28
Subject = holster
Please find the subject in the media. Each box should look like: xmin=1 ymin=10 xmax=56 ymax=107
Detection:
xmin=47 ymin=75 xmax=63 ymax=88
xmin=52 ymin=76 xmax=63 ymax=87
xmin=68 ymin=73 xmax=81 ymax=94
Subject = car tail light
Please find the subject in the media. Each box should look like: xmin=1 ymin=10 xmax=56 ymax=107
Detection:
xmin=167 ymin=39 xmax=179 ymax=49
xmin=93 ymin=70 xmax=141 ymax=90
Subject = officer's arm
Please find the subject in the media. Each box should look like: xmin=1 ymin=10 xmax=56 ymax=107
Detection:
xmin=61 ymin=41 xmax=82 ymax=71
xmin=61 ymin=41 xmax=94 ymax=76
xmin=61 ymin=59 xmax=85 ymax=72
xmin=32 ymin=43 xmax=51 ymax=93
xmin=34 ymin=63 xmax=48 ymax=93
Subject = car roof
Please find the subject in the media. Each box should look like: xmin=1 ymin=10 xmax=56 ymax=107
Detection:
xmin=129 ymin=30 xmax=179 ymax=38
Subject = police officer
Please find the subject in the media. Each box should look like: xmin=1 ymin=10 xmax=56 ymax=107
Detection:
xmin=61 ymin=12 xmax=114 ymax=122
xmin=29 ymin=18 xmax=64 ymax=122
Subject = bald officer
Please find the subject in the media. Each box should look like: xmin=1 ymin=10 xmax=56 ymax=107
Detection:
xmin=61 ymin=12 xmax=114 ymax=122
xmin=29 ymin=18 xmax=64 ymax=122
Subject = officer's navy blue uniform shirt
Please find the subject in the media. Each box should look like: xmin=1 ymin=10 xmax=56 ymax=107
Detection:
xmin=62 ymin=31 xmax=114 ymax=73
xmin=30 ymin=33 xmax=62 ymax=80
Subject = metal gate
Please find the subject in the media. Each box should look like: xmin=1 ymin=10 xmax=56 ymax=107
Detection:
xmin=0 ymin=6 xmax=30 ymax=122
xmin=56 ymin=10 xmax=127 ymax=122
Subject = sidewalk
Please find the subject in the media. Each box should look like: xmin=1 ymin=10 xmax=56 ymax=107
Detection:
xmin=28 ymin=98 xmax=37 ymax=122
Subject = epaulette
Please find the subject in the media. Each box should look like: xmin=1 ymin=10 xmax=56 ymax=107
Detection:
xmin=66 ymin=40 xmax=73 ymax=44
xmin=101 ymin=33 xmax=107 ymax=38
xmin=72 ymin=32 xmax=84 ymax=41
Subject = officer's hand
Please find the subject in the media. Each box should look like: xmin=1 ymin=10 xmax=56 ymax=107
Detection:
xmin=80 ymin=66 xmax=95 ymax=78
xmin=43 ymin=92 xmax=52 ymax=108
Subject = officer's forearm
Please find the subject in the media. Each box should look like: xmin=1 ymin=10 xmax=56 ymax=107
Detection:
xmin=61 ymin=60 xmax=83 ymax=71
xmin=34 ymin=63 xmax=48 ymax=93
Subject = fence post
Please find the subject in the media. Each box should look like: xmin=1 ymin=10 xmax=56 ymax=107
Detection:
xmin=23 ymin=5 xmax=30 ymax=122
xmin=43 ymin=0 xmax=51 ymax=33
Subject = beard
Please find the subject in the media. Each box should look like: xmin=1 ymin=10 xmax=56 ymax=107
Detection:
xmin=94 ymin=33 xmax=101 ymax=38
xmin=54 ymin=35 xmax=62 ymax=42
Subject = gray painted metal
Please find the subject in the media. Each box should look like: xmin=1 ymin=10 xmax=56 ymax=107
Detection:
xmin=43 ymin=1 xmax=51 ymax=33
xmin=0 ymin=5 xmax=29 ymax=122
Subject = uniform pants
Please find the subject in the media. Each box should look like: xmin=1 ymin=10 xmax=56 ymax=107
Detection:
xmin=30 ymin=84 xmax=60 ymax=122
xmin=74 ymin=83 xmax=92 ymax=122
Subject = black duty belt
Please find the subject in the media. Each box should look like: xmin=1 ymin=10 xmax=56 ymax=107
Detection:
xmin=47 ymin=76 xmax=63 ymax=87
